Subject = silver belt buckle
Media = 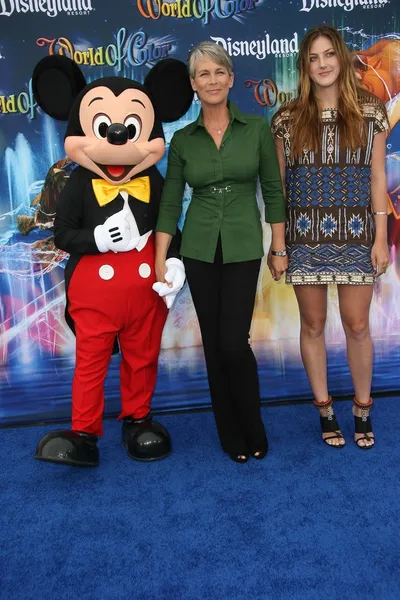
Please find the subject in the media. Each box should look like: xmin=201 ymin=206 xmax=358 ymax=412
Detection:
xmin=211 ymin=185 xmax=231 ymax=194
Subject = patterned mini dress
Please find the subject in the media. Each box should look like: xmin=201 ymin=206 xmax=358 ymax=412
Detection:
xmin=271 ymin=99 xmax=389 ymax=285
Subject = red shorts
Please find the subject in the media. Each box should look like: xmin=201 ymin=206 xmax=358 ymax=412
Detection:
xmin=67 ymin=235 xmax=168 ymax=435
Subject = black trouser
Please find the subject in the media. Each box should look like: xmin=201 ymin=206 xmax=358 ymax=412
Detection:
xmin=184 ymin=239 xmax=267 ymax=455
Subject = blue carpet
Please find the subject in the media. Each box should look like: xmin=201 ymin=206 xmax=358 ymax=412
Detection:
xmin=1 ymin=397 xmax=400 ymax=600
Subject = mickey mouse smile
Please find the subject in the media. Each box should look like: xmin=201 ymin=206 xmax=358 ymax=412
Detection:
xmin=96 ymin=164 xmax=135 ymax=181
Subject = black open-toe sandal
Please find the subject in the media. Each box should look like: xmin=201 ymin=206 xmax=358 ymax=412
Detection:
xmin=228 ymin=453 xmax=249 ymax=463
xmin=353 ymin=397 xmax=374 ymax=450
xmin=250 ymin=442 xmax=269 ymax=460
xmin=251 ymin=450 xmax=267 ymax=460
xmin=314 ymin=396 xmax=345 ymax=449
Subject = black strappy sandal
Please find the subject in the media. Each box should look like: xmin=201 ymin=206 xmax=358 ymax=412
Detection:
xmin=314 ymin=396 xmax=345 ymax=449
xmin=353 ymin=397 xmax=375 ymax=450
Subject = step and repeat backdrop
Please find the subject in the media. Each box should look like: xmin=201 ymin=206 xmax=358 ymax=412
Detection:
xmin=0 ymin=0 xmax=399 ymax=425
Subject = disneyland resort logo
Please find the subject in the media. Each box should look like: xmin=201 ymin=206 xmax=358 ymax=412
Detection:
xmin=0 ymin=29 xmax=172 ymax=118
xmin=0 ymin=0 xmax=93 ymax=17
xmin=137 ymin=0 xmax=260 ymax=25
xmin=299 ymin=0 xmax=389 ymax=11
xmin=211 ymin=33 xmax=299 ymax=60
xmin=210 ymin=34 xmax=299 ymax=106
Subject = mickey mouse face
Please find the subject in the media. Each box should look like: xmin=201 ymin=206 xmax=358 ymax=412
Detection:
xmin=32 ymin=55 xmax=194 ymax=185
xmin=65 ymin=86 xmax=164 ymax=184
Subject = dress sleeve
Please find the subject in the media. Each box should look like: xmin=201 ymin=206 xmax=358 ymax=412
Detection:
xmin=259 ymin=118 xmax=286 ymax=223
xmin=155 ymin=132 xmax=186 ymax=236
xmin=270 ymin=111 xmax=283 ymax=139
xmin=373 ymin=100 xmax=390 ymax=135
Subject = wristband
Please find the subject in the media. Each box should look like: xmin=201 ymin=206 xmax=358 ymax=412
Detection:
xmin=271 ymin=249 xmax=287 ymax=257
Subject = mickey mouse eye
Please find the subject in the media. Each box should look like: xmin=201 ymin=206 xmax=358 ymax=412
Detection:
xmin=93 ymin=114 xmax=112 ymax=139
xmin=124 ymin=115 xmax=142 ymax=142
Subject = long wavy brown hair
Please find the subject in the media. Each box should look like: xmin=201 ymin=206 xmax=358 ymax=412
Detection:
xmin=282 ymin=25 xmax=372 ymax=158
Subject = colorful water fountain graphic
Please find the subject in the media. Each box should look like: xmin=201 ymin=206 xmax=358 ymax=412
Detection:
xmin=1 ymin=41 xmax=400 ymax=376
xmin=0 ymin=103 xmax=204 ymax=368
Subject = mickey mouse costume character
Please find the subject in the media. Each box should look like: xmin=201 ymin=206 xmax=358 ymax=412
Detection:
xmin=32 ymin=55 xmax=193 ymax=467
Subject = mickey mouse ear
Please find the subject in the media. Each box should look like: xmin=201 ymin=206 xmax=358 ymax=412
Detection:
xmin=32 ymin=55 xmax=87 ymax=121
xmin=145 ymin=58 xmax=194 ymax=123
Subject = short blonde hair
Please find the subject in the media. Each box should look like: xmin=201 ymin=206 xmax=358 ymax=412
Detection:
xmin=187 ymin=41 xmax=233 ymax=78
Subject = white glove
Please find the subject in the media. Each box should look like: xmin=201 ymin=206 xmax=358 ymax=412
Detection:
xmin=152 ymin=258 xmax=186 ymax=309
xmin=94 ymin=210 xmax=138 ymax=253
xmin=164 ymin=258 xmax=186 ymax=292
xmin=152 ymin=283 xmax=177 ymax=309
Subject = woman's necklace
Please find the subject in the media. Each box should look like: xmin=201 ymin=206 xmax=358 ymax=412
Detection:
xmin=204 ymin=117 xmax=230 ymax=136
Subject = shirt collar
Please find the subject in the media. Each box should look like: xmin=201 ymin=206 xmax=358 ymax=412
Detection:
xmin=188 ymin=100 xmax=247 ymax=134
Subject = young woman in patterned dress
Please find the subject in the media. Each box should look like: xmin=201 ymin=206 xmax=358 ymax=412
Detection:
xmin=271 ymin=25 xmax=390 ymax=449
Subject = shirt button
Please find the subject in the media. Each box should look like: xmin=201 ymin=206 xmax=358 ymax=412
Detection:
xmin=99 ymin=265 xmax=114 ymax=280
xmin=139 ymin=263 xmax=151 ymax=278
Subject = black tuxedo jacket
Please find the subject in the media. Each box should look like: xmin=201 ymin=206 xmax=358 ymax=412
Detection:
xmin=53 ymin=165 xmax=181 ymax=349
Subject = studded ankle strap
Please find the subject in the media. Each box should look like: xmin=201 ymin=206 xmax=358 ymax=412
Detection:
xmin=353 ymin=396 xmax=373 ymax=410
xmin=313 ymin=395 xmax=333 ymax=409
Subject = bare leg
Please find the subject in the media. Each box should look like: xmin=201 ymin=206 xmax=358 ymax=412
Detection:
xmin=337 ymin=285 xmax=375 ymax=448
xmin=294 ymin=285 xmax=344 ymax=446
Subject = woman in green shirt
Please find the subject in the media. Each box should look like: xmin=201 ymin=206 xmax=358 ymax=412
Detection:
xmin=155 ymin=41 xmax=287 ymax=462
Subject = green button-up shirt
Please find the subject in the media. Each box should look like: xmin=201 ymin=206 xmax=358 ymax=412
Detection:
xmin=156 ymin=101 xmax=286 ymax=263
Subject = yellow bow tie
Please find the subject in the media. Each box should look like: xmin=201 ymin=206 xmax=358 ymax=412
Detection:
xmin=92 ymin=176 xmax=150 ymax=207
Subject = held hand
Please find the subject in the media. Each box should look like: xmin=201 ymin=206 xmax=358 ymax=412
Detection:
xmin=152 ymin=258 xmax=186 ymax=310
xmin=153 ymin=259 xmax=172 ymax=307
xmin=268 ymin=253 xmax=288 ymax=281
xmin=155 ymin=259 xmax=169 ymax=285
xmin=152 ymin=283 xmax=177 ymax=309
xmin=371 ymin=241 xmax=389 ymax=277
xmin=164 ymin=258 xmax=186 ymax=293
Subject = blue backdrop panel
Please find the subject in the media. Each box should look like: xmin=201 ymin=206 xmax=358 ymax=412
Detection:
xmin=0 ymin=0 xmax=399 ymax=425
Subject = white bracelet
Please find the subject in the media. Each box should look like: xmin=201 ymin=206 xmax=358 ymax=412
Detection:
xmin=373 ymin=211 xmax=387 ymax=215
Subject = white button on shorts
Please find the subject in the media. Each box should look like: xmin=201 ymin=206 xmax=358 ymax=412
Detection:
xmin=99 ymin=265 xmax=114 ymax=280
xmin=139 ymin=263 xmax=151 ymax=279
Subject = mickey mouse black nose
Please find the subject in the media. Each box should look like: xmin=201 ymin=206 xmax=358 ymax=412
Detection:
xmin=107 ymin=123 xmax=128 ymax=145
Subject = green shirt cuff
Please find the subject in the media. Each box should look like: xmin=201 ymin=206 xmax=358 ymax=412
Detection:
xmin=155 ymin=217 xmax=179 ymax=236
xmin=266 ymin=208 xmax=287 ymax=224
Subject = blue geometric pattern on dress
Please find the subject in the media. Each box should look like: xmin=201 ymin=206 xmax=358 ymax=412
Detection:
xmin=287 ymin=243 xmax=374 ymax=275
xmin=320 ymin=214 xmax=338 ymax=237
xmin=348 ymin=214 xmax=364 ymax=238
xmin=287 ymin=207 xmax=374 ymax=243
xmin=275 ymin=101 xmax=388 ymax=284
xmin=286 ymin=165 xmax=371 ymax=208
xmin=296 ymin=213 xmax=311 ymax=236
